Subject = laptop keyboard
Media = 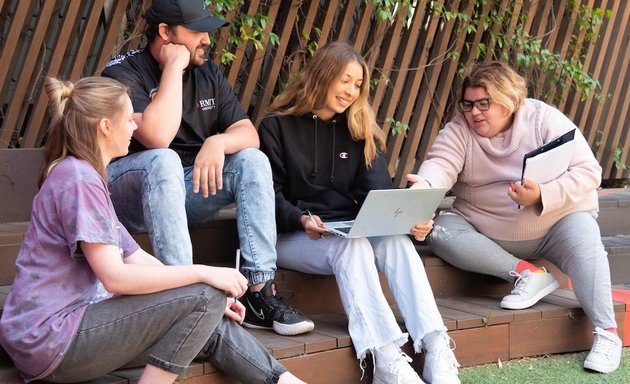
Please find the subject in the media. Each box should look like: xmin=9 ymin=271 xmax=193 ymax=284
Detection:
xmin=336 ymin=226 xmax=352 ymax=234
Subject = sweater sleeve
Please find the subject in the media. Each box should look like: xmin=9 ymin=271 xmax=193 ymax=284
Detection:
xmin=537 ymin=108 xmax=601 ymax=215
xmin=417 ymin=116 xmax=468 ymax=189
xmin=258 ymin=117 xmax=306 ymax=233
xmin=350 ymin=152 xmax=394 ymax=205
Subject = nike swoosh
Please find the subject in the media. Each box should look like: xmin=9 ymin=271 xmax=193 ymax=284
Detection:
xmin=247 ymin=299 xmax=265 ymax=320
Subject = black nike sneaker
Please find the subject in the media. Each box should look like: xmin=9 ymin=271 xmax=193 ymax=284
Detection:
xmin=242 ymin=280 xmax=314 ymax=336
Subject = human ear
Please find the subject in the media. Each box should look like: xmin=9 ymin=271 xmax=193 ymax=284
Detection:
xmin=98 ymin=118 xmax=112 ymax=138
xmin=157 ymin=23 xmax=171 ymax=41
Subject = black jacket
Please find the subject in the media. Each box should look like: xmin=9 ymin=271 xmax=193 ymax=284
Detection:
xmin=259 ymin=113 xmax=394 ymax=233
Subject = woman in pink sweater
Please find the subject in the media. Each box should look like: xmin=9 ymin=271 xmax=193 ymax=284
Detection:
xmin=409 ymin=61 xmax=622 ymax=374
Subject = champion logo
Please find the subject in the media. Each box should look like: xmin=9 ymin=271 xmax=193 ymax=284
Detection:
xmin=339 ymin=152 xmax=349 ymax=159
xmin=246 ymin=298 xmax=265 ymax=320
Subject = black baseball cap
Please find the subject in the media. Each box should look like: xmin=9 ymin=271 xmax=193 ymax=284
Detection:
xmin=144 ymin=0 xmax=227 ymax=33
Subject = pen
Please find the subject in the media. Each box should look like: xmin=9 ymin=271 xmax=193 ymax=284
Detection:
xmin=306 ymin=210 xmax=325 ymax=239
xmin=234 ymin=249 xmax=240 ymax=303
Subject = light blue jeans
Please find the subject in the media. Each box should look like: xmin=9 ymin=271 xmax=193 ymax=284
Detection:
xmin=107 ymin=148 xmax=277 ymax=285
xmin=427 ymin=211 xmax=617 ymax=330
xmin=276 ymin=232 xmax=446 ymax=358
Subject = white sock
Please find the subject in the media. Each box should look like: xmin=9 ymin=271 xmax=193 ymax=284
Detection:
xmin=373 ymin=343 xmax=400 ymax=365
xmin=423 ymin=331 xmax=446 ymax=352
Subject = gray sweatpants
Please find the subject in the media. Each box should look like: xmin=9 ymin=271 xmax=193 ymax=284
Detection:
xmin=427 ymin=211 xmax=617 ymax=330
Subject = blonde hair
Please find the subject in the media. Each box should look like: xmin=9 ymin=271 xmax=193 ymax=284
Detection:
xmin=266 ymin=41 xmax=386 ymax=166
xmin=40 ymin=76 xmax=129 ymax=187
xmin=460 ymin=61 xmax=527 ymax=115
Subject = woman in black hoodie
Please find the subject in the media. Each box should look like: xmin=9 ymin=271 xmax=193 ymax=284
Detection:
xmin=258 ymin=42 xmax=460 ymax=384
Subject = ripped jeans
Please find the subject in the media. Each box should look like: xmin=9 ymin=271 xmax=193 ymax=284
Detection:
xmin=276 ymin=231 xmax=446 ymax=358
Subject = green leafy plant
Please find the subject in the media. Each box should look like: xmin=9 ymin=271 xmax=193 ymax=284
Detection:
xmin=433 ymin=0 xmax=612 ymax=104
xmin=370 ymin=0 xmax=414 ymax=23
xmin=613 ymin=145 xmax=628 ymax=171
xmin=206 ymin=0 xmax=279 ymax=64
xmin=386 ymin=117 xmax=409 ymax=136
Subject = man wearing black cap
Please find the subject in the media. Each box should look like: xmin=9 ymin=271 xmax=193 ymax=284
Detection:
xmin=102 ymin=0 xmax=314 ymax=337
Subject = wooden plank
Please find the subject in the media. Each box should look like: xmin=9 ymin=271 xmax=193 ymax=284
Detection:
xmin=536 ymin=0 xmax=568 ymax=104
xmin=412 ymin=1 xmax=476 ymax=180
xmin=94 ymin=0 xmax=131 ymax=75
xmin=436 ymin=297 xmax=514 ymax=327
xmin=69 ymin=0 xmax=105 ymax=79
xmin=250 ymin=0 xmax=300 ymax=125
xmin=245 ymin=328 xmax=305 ymax=359
xmin=275 ymin=274 xmax=344 ymax=315
xmin=276 ymin=328 xmax=338 ymax=355
xmin=352 ymin=1 xmax=373 ymax=51
xmin=238 ymin=0 xmax=280 ymax=109
xmin=22 ymin=1 xmax=82 ymax=148
xmin=226 ymin=0 xmax=259 ymax=87
xmin=335 ymin=0 xmax=359 ymax=43
xmin=509 ymin=315 xmax=593 ymax=358
xmin=308 ymin=313 xmax=352 ymax=348
xmin=0 ymin=244 xmax=19 ymax=285
xmin=316 ymin=0 xmax=340 ymax=48
xmin=392 ymin=0 xmax=464 ymax=186
xmin=0 ymin=149 xmax=44 ymax=222
xmin=556 ymin=0 xmax=594 ymax=110
xmin=0 ymin=1 xmax=34 ymax=148
xmin=592 ymin=2 xmax=629 ymax=168
xmin=436 ymin=304 xmax=484 ymax=330
xmin=0 ymin=223 xmax=28 ymax=244
xmin=449 ymin=324 xmax=510 ymax=367
xmin=566 ymin=0 xmax=607 ymax=119
xmin=375 ymin=0 xmax=427 ymax=138
xmin=459 ymin=296 xmax=542 ymax=323
xmin=597 ymin=4 xmax=630 ymax=177
xmin=578 ymin=0 xmax=622 ymax=145
xmin=0 ymin=1 xmax=32 ymax=92
xmin=370 ymin=3 xmax=410 ymax=110
xmin=281 ymin=347 xmax=365 ymax=384
xmin=1 ymin=0 xmax=56 ymax=149
xmin=383 ymin=0 xmax=440 ymax=174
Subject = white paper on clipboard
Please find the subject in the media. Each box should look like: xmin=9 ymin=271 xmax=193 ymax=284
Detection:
xmin=522 ymin=129 xmax=576 ymax=184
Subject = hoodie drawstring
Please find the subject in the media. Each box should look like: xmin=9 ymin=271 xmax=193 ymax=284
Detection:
xmin=311 ymin=114 xmax=318 ymax=177
xmin=330 ymin=119 xmax=336 ymax=182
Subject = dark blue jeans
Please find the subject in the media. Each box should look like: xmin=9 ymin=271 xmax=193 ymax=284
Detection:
xmin=45 ymin=284 xmax=286 ymax=383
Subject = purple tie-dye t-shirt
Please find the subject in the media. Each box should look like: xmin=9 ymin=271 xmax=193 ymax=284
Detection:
xmin=0 ymin=157 xmax=139 ymax=382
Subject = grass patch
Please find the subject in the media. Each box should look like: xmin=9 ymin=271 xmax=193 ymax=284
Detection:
xmin=460 ymin=348 xmax=630 ymax=383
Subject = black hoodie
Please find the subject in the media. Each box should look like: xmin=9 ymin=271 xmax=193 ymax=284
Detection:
xmin=259 ymin=113 xmax=394 ymax=233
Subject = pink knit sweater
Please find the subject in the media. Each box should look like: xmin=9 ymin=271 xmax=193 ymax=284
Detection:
xmin=417 ymin=99 xmax=601 ymax=241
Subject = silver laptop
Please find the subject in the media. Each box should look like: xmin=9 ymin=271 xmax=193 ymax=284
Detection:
xmin=324 ymin=187 xmax=448 ymax=238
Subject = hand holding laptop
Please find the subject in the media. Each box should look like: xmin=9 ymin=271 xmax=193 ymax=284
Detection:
xmin=410 ymin=214 xmax=435 ymax=241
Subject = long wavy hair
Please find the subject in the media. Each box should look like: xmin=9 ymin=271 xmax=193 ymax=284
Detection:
xmin=266 ymin=41 xmax=386 ymax=166
xmin=39 ymin=76 xmax=129 ymax=187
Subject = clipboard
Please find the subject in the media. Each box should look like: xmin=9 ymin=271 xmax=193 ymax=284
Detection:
xmin=521 ymin=128 xmax=576 ymax=183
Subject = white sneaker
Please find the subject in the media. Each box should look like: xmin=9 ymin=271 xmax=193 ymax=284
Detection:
xmin=373 ymin=351 xmax=425 ymax=384
xmin=422 ymin=333 xmax=461 ymax=384
xmin=500 ymin=268 xmax=559 ymax=310
xmin=583 ymin=327 xmax=623 ymax=373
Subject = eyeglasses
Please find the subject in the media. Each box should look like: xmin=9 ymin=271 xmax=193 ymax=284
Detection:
xmin=459 ymin=98 xmax=492 ymax=112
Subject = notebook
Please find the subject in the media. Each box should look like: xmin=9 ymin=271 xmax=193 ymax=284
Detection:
xmin=521 ymin=128 xmax=576 ymax=183
xmin=324 ymin=187 xmax=449 ymax=238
